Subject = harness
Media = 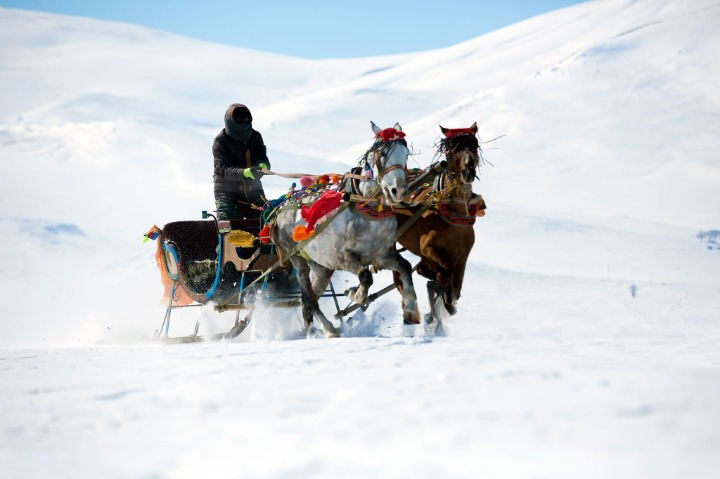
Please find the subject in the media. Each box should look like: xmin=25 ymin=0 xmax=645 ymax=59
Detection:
xmin=352 ymin=201 xmax=396 ymax=220
xmin=226 ymin=131 xmax=410 ymax=297
xmin=435 ymin=195 xmax=486 ymax=226
xmin=396 ymin=132 xmax=486 ymax=228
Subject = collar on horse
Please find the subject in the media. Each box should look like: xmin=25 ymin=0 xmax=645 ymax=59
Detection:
xmin=436 ymin=194 xmax=486 ymax=226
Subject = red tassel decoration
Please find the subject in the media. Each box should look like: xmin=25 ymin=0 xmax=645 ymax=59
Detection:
xmin=259 ymin=224 xmax=271 ymax=244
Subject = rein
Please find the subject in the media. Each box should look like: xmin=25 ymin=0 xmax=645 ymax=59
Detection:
xmin=260 ymin=144 xmax=404 ymax=184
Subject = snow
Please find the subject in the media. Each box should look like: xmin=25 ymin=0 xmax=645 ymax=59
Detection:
xmin=1 ymin=0 xmax=720 ymax=477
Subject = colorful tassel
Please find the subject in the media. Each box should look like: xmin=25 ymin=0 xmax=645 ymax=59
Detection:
xmin=259 ymin=224 xmax=271 ymax=244
xmin=227 ymin=230 xmax=256 ymax=247
xmin=292 ymin=225 xmax=314 ymax=242
xmin=143 ymin=225 xmax=161 ymax=243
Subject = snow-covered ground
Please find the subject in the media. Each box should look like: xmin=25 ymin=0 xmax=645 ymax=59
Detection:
xmin=1 ymin=1 xmax=719 ymax=477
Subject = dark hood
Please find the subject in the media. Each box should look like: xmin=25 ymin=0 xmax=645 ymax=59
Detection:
xmin=224 ymin=103 xmax=253 ymax=141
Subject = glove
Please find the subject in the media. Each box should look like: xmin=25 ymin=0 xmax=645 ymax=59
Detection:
xmin=242 ymin=168 xmax=255 ymax=179
xmin=258 ymin=163 xmax=268 ymax=171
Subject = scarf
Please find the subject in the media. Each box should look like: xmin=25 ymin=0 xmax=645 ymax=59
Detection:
xmin=224 ymin=118 xmax=253 ymax=141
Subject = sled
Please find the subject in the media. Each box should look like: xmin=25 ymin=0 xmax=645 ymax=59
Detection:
xmin=147 ymin=211 xmax=346 ymax=343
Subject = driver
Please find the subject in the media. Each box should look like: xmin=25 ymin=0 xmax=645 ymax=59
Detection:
xmin=212 ymin=103 xmax=270 ymax=220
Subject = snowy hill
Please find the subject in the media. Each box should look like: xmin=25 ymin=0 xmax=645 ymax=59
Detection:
xmin=1 ymin=1 xmax=720 ymax=477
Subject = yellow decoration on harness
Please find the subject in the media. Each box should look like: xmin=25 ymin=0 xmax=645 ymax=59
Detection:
xmin=226 ymin=230 xmax=256 ymax=247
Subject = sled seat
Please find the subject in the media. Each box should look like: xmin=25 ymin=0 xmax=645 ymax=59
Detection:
xmin=161 ymin=220 xmax=218 ymax=262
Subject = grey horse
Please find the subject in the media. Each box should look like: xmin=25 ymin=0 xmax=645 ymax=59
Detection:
xmin=270 ymin=122 xmax=420 ymax=337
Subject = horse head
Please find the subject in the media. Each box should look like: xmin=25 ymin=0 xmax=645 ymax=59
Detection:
xmin=364 ymin=121 xmax=410 ymax=206
xmin=439 ymin=122 xmax=480 ymax=185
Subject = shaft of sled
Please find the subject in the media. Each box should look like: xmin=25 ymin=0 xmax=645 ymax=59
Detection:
xmin=334 ymin=261 xmax=419 ymax=318
xmin=406 ymin=160 xmax=447 ymax=192
xmin=215 ymin=300 xmax=299 ymax=312
xmin=335 ymin=283 xmax=397 ymax=318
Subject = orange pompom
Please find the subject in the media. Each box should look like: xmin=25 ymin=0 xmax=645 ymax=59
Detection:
xmin=292 ymin=225 xmax=314 ymax=242
xmin=331 ymin=174 xmax=341 ymax=184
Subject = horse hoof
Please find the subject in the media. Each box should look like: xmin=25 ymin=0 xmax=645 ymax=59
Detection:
xmin=402 ymin=323 xmax=421 ymax=337
xmin=344 ymin=287 xmax=367 ymax=305
xmin=424 ymin=315 xmax=437 ymax=336
xmin=324 ymin=327 xmax=341 ymax=338
xmin=403 ymin=305 xmax=421 ymax=326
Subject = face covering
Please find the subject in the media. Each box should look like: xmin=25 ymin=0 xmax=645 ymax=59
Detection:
xmin=225 ymin=118 xmax=252 ymax=141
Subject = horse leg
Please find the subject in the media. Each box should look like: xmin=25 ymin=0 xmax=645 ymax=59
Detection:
xmin=440 ymin=268 xmax=457 ymax=316
xmin=419 ymin=231 xmax=449 ymax=270
xmin=291 ymin=257 xmax=315 ymax=333
xmin=345 ymin=267 xmax=373 ymax=305
xmin=392 ymin=267 xmax=415 ymax=321
xmin=435 ymin=256 xmax=469 ymax=317
xmin=425 ymin=279 xmax=447 ymax=337
xmin=375 ymin=250 xmax=420 ymax=325
xmin=343 ymin=252 xmax=373 ymax=305
xmin=448 ymin=260 xmax=470 ymax=316
xmin=392 ymin=269 xmax=403 ymax=299
xmin=309 ymin=261 xmax=334 ymax=299
xmin=416 ymin=254 xmax=456 ymax=317
xmin=291 ymin=256 xmax=340 ymax=338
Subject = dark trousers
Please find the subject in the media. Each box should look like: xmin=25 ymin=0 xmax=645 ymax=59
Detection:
xmin=215 ymin=192 xmax=264 ymax=221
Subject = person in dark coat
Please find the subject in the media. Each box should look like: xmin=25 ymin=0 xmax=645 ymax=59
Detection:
xmin=213 ymin=103 xmax=270 ymax=221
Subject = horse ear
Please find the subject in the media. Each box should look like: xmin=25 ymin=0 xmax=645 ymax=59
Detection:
xmin=470 ymin=122 xmax=478 ymax=134
xmin=371 ymin=121 xmax=381 ymax=135
xmin=440 ymin=125 xmax=448 ymax=134
xmin=394 ymin=122 xmax=402 ymax=132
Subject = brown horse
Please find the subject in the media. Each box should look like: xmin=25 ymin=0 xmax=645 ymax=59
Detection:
xmin=394 ymin=122 xmax=486 ymax=335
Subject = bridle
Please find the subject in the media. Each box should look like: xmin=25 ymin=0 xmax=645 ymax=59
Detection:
xmin=440 ymin=134 xmax=479 ymax=183
xmin=366 ymin=138 xmax=408 ymax=180
xmin=344 ymin=137 xmax=409 ymax=200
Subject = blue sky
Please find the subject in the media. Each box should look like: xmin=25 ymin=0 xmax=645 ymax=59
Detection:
xmin=1 ymin=0 xmax=587 ymax=58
